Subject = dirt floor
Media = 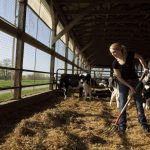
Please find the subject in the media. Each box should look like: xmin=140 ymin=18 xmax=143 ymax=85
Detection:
xmin=0 ymin=92 xmax=150 ymax=150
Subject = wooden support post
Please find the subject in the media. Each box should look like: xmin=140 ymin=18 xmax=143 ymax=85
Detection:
xmin=49 ymin=1 xmax=58 ymax=90
xmin=14 ymin=0 xmax=27 ymax=99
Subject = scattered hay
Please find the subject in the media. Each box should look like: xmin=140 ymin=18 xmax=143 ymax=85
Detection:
xmin=0 ymin=97 xmax=150 ymax=150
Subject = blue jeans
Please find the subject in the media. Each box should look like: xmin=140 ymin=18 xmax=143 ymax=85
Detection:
xmin=119 ymin=79 xmax=147 ymax=129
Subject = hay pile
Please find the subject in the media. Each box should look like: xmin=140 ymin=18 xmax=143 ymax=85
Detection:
xmin=0 ymin=96 xmax=150 ymax=150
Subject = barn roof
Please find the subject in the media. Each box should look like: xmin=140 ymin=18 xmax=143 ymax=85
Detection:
xmin=47 ymin=0 xmax=150 ymax=67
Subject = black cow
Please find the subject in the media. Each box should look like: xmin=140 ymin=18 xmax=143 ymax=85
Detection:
xmin=59 ymin=74 xmax=83 ymax=99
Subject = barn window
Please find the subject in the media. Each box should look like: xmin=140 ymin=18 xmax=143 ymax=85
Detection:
xmin=23 ymin=43 xmax=51 ymax=72
xmin=26 ymin=7 xmax=52 ymax=47
xmin=74 ymin=56 xmax=78 ymax=65
xmin=0 ymin=0 xmax=19 ymax=26
xmin=55 ymin=40 xmax=66 ymax=57
xmin=28 ymin=0 xmax=52 ymax=29
xmin=22 ymin=43 xmax=51 ymax=97
xmin=0 ymin=31 xmax=17 ymax=101
xmin=67 ymin=63 xmax=72 ymax=74
xmin=54 ymin=58 xmax=65 ymax=74
xmin=68 ymin=48 xmax=74 ymax=62
xmin=74 ymin=66 xmax=78 ymax=74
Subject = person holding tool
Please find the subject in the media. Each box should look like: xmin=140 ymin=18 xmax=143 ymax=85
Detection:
xmin=109 ymin=42 xmax=150 ymax=133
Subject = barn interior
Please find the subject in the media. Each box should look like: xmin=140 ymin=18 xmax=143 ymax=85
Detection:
xmin=50 ymin=0 xmax=150 ymax=67
xmin=0 ymin=0 xmax=150 ymax=149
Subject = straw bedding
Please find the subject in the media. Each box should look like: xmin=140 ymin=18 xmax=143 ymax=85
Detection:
xmin=0 ymin=95 xmax=150 ymax=150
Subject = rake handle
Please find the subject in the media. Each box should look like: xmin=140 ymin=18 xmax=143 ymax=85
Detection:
xmin=115 ymin=72 xmax=146 ymax=125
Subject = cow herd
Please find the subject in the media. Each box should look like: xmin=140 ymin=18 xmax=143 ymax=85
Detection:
xmin=58 ymin=73 xmax=150 ymax=110
xmin=58 ymin=73 xmax=97 ymax=100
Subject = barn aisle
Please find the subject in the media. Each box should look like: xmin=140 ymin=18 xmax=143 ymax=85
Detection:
xmin=0 ymin=96 xmax=150 ymax=150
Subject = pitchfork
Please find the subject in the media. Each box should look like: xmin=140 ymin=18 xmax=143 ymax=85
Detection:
xmin=100 ymin=72 xmax=146 ymax=137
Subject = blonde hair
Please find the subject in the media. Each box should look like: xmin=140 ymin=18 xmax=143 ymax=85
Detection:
xmin=110 ymin=42 xmax=127 ymax=60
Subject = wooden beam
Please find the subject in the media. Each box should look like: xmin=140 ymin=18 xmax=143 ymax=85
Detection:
xmin=105 ymin=37 xmax=150 ymax=41
xmin=75 ymin=23 xmax=150 ymax=38
xmin=89 ymin=58 xmax=96 ymax=65
xmin=77 ymin=20 xmax=149 ymax=26
xmin=65 ymin=10 xmax=150 ymax=16
xmin=51 ymin=4 xmax=96 ymax=45
xmin=80 ymin=40 xmax=94 ymax=53
xmin=56 ymin=0 xmax=150 ymax=4
xmin=87 ymin=54 xmax=95 ymax=60
xmin=0 ymin=18 xmax=17 ymax=37
xmin=75 ymin=40 xmax=94 ymax=59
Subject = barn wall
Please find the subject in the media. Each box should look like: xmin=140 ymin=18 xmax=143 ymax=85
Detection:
xmin=0 ymin=90 xmax=60 ymax=120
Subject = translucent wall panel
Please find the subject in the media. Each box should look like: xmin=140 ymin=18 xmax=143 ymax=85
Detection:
xmin=39 ymin=0 xmax=52 ymax=29
xmin=54 ymin=58 xmax=65 ymax=87
xmin=0 ymin=90 xmax=14 ymax=102
xmin=23 ymin=43 xmax=51 ymax=72
xmin=55 ymin=40 xmax=66 ymax=57
xmin=0 ymin=69 xmax=15 ymax=103
xmin=23 ymin=43 xmax=36 ymax=70
xmin=0 ymin=31 xmax=16 ymax=68
xmin=67 ymin=63 xmax=72 ymax=74
xmin=28 ymin=0 xmax=52 ymax=28
xmin=26 ymin=7 xmax=52 ymax=47
xmin=22 ymin=71 xmax=50 ymax=86
xmin=68 ymin=48 xmax=74 ymax=62
xmin=78 ymin=59 xmax=81 ymax=68
xmin=28 ymin=0 xmax=41 ymax=15
xmin=74 ymin=67 xmax=78 ymax=74
xmin=35 ymin=49 xmax=51 ymax=72
xmin=26 ymin=7 xmax=38 ymax=38
xmin=54 ymin=58 xmax=65 ymax=74
xmin=0 ymin=69 xmax=14 ymax=87
xmin=37 ymin=19 xmax=51 ymax=47
xmin=75 ymin=57 xmax=78 ymax=65
xmin=0 ymin=0 xmax=19 ymax=26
